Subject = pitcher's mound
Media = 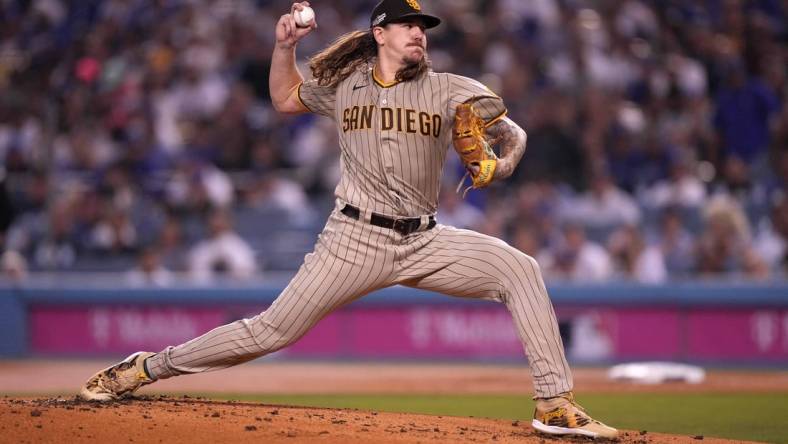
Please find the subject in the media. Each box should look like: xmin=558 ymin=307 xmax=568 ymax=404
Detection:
xmin=1 ymin=396 xmax=744 ymax=443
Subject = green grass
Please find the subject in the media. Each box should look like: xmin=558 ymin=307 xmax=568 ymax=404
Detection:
xmin=199 ymin=393 xmax=788 ymax=443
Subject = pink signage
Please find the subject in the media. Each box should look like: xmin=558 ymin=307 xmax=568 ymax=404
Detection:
xmin=687 ymin=310 xmax=788 ymax=360
xmin=29 ymin=305 xmax=788 ymax=362
xmin=30 ymin=306 xmax=227 ymax=354
xmin=282 ymin=307 xmax=524 ymax=358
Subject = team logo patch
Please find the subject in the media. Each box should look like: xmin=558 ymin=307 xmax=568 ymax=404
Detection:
xmin=406 ymin=0 xmax=421 ymax=11
xmin=372 ymin=13 xmax=386 ymax=26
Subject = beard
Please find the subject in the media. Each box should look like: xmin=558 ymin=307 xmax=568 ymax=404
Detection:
xmin=396 ymin=52 xmax=430 ymax=82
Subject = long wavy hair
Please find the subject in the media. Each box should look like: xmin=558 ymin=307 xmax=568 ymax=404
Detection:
xmin=308 ymin=29 xmax=430 ymax=87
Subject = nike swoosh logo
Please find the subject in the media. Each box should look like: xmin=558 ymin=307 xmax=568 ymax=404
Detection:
xmin=352 ymin=84 xmax=367 ymax=91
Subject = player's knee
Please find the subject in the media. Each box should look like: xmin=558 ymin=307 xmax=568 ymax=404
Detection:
xmin=524 ymin=253 xmax=542 ymax=274
xmin=514 ymin=251 xmax=543 ymax=277
xmin=248 ymin=316 xmax=301 ymax=352
xmin=260 ymin=326 xmax=299 ymax=351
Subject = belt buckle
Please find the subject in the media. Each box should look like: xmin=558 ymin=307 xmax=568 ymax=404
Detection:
xmin=393 ymin=218 xmax=419 ymax=236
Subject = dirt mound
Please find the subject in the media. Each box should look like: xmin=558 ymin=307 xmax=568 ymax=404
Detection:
xmin=1 ymin=397 xmax=751 ymax=444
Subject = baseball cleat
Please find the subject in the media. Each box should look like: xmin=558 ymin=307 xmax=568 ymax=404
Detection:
xmin=79 ymin=352 xmax=155 ymax=401
xmin=532 ymin=392 xmax=618 ymax=439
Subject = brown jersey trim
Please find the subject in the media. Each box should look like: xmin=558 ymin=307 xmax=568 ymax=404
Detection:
xmin=484 ymin=109 xmax=508 ymax=127
xmin=372 ymin=67 xmax=399 ymax=88
xmin=296 ymin=82 xmax=315 ymax=113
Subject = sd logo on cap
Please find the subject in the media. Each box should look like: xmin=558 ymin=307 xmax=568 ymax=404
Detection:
xmin=369 ymin=0 xmax=441 ymax=29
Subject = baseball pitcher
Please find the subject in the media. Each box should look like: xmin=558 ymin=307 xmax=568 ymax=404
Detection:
xmin=79 ymin=0 xmax=617 ymax=439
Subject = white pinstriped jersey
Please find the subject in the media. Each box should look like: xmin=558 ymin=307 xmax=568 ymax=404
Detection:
xmin=298 ymin=66 xmax=507 ymax=217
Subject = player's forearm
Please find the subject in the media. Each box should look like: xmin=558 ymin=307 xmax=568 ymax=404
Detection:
xmin=269 ymin=44 xmax=305 ymax=113
xmin=489 ymin=117 xmax=527 ymax=180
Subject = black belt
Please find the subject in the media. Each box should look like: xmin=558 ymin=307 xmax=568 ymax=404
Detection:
xmin=341 ymin=204 xmax=436 ymax=236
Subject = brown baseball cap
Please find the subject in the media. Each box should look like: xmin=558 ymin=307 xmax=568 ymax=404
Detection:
xmin=370 ymin=0 xmax=441 ymax=29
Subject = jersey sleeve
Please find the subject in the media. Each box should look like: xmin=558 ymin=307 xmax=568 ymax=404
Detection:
xmin=448 ymin=75 xmax=507 ymax=126
xmin=297 ymin=79 xmax=337 ymax=118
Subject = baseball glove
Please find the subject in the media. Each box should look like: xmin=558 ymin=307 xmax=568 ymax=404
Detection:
xmin=452 ymin=102 xmax=498 ymax=196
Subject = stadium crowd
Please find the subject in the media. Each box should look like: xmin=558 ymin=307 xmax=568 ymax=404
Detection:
xmin=0 ymin=0 xmax=786 ymax=284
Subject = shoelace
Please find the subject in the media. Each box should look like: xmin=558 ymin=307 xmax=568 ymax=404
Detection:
xmin=567 ymin=398 xmax=587 ymax=413
xmin=566 ymin=398 xmax=603 ymax=424
xmin=554 ymin=393 xmax=594 ymax=418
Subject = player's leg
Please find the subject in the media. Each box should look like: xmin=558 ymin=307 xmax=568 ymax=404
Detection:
xmin=146 ymin=259 xmax=378 ymax=379
xmin=80 ymin=210 xmax=396 ymax=400
xmin=147 ymin=210 xmax=396 ymax=378
xmin=399 ymin=225 xmax=572 ymax=397
xmin=399 ymin=225 xmax=617 ymax=438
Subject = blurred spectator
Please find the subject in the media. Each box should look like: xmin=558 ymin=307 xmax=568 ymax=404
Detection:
xmin=510 ymin=182 xmax=563 ymax=247
xmin=654 ymin=207 xmax=696 ymax=277
xmin=125 ymin=247 xmax=174 ymax=287
xmin=212 ymin=84 xmax=257 ymax=170
xmin=1 ymin=249 xmax=28 ymax=282
xmin=0 ymin=167 xmax=13 ymax=237
xmin=541 ymin=223 xmax=613 ymax=282
xmin=712 ymin=61 xmax=780 ymax=174
xmin=169 ymin=69 xmax=229 ymax=122
xmin=753 ymin=197 xmax=788 ymax=276
xmin=561 ymin=165 xmax=641 ymax=234
xmin=607 ymin=225 xmax=667 ymax=283
xmin=165 ymin=156 xmax=234 ymax=212
xmin=52 ymin=122 xmax=117 ymax=173
xmin=187 ymin=209 xmax=257 ymax=283
xmin=157 ymin=215 xmax=189 ymax=272
xmin=512 ymin=91 xmax=586 ymax=190
xmin=765 ymin=150 xmax=788 ymax=200
xmin=639 ymin=151 xmax=706 ymax=210
xmin=606 ymin=105 xmax=651 ymax=193
xmin=12 ymin=171 xmax=50 ymax=215
xmin=88 ymin=204 xmax=138 ymax=254
xmin=241 ymin=170 xmax=314 ymax=225
xmin=695 ymin=196 xmax=769 ymax=279
xmin=7 ymin=193 xmax=78 ymax=270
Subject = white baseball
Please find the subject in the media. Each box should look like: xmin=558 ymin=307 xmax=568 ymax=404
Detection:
xmin=294 ymin=6 xmax=315 ymax=28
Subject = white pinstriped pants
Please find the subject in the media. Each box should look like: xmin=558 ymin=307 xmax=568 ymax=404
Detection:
xmin=146 ymin=206 xmax=573 ymax=397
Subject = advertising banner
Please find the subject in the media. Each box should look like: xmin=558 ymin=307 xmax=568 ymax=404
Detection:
xmin=29 ymin=305 xmax=788 ymax=363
